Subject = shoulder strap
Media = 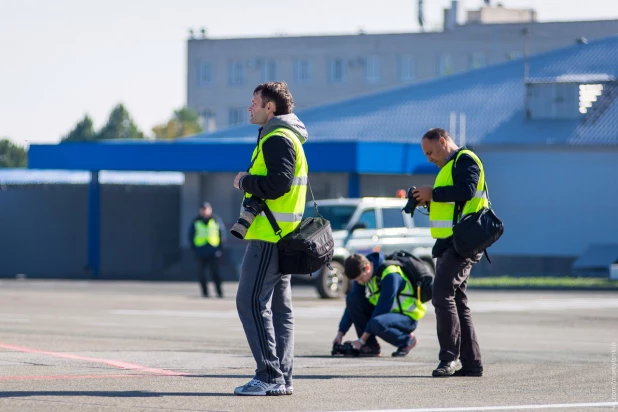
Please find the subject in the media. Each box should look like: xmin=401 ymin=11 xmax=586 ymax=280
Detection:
xmin=452 ymin=151 xmax=494 ymax=264
xmin=451 ymin=149 xmax=491 ymax=225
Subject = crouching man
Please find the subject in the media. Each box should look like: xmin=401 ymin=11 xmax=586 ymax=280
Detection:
xmin=333 ymin=252 xmax=427 ymax=357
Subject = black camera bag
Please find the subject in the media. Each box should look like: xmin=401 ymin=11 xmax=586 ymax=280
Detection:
xmin=262 ymin=181 xmax=335 ymax=275
xmin=452 ymin=207 xmax=504 ymax=260
xmin=451 ymin=155 xmax=504 ymax=261
xmin=277 ymin=216 xmax=334 ymax=275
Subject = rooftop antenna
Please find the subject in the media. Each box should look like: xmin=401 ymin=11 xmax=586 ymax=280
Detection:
xmin=522 ymin=27 xmax=530 ymax=80
xmin=418 ymin=0 xmax=425 ymax=32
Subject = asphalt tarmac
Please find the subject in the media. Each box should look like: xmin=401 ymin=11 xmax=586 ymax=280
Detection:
xmin=1 ymin=279 xmax=617 ymax=412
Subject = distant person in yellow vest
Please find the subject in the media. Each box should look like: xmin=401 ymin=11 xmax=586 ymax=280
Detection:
xmin=232 ymin=82 xmax=308 ymax=396
xmin=412 ymin=128 xmax=487 ymax=378
xmin=188 ymin=202 xmax=224 ymax=298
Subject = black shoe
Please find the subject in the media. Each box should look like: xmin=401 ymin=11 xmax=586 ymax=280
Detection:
xmin=432 ymin=360 xmax=462 ymax=377
xmin=453 ymin=366 xmax=483 ymax=377
xmin=358 ymin=344 xmax=382 ymax=357
xmin=392 ymin=333 xmax=418 ymax=357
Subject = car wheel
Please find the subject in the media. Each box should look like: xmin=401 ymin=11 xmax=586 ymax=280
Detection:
xmin=316 ymin=261 xmax=349 ymax=299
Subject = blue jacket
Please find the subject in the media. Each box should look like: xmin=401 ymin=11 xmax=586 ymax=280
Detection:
xmin=338 ymin=252 xmax=407 ymax=335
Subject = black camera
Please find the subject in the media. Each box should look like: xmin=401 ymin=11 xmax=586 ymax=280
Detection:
xmin=402 ymin=186 xmax=419 ymax=216
xmin=331 ymin=341 xmax=360 ymax=356
xmin=230 ymin=196 xmax=266 ymax=239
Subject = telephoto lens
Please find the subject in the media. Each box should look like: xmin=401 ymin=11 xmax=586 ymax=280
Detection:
xmin=230 ymin=196 xmax=265 ymax=239
xmin=230 ymin=210 xmax=256 ymax=239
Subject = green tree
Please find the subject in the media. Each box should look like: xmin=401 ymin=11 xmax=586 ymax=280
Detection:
xmin=152 ymin=106 xmax=203 ymax=139
xmin=0 ymin=139 xmax=27 ymax=168
xmin=97 ymin=104 xmax=145 ymax=140
xmin=61 ymin=115 xmax=97 ymax=142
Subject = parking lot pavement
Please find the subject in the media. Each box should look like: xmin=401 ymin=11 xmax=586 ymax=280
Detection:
xmin=0 ymin=279 xmax=617 ymax=412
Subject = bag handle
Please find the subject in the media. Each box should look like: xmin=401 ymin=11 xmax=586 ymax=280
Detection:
xmin=262 ymin=177 xmax=321 ymax=238
xmin=253 ymin=127 xmax=322 ymax=236
xmin=451 ymin=150 xmax=493 ymax=263
xmin=451 ymin=150 xmax=491 ymax=225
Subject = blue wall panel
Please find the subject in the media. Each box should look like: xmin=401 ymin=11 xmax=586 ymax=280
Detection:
xmin=479 ymin=148 xmax=618 ymax=256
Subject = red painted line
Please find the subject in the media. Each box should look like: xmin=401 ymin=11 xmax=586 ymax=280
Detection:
xmin=0 ymin=342 xmax=189 ymax=376
xmin=0 ymin=374 xmax=144 ymax=381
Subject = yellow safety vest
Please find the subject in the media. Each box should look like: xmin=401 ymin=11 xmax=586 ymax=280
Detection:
xmin=193 ymin=219 xmax=221 ymax=247
xmin=429 ymin=149 xmax=488 ymax=239
xmin=366 ymin=265 xmax=427 ymax=321
xmin=243 ymin=127 xmax=308 ymax=243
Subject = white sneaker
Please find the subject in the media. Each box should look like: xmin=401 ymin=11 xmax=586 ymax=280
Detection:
xmin=284 ymin=384 xmax=293 ymax=395
xmin=233 ymin=379 xmax=285 ymax=396
xmin=268 ymin=384 xmax=287 ymax=396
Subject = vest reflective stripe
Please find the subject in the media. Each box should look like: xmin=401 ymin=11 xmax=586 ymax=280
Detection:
xmin=430 ymin=220 xmax=452 ymax=228
xmin=366 ymin=265 xmax=427 ymax=321
xmin=260 ymin=211 xmax=304 ymax=223
xmin=429 ymin=149 xmax=488 ymax=239
xmin=193 ymin=219 xmax=220 ymax=247
xmin=243 ymin=127 xmax=308 ymax=243
xmin=291 ymin=176 xmax=308 ymax=186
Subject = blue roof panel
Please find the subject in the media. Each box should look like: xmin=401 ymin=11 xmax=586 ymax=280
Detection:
xmin=195 ymin=35 xmax=618 ymax=146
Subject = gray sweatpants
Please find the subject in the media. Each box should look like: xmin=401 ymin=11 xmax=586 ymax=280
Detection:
xmin=236 ymin=240 xmax=294 ymax=385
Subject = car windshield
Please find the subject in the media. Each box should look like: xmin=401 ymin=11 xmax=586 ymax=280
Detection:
xmin=304 ymin=204 xmax=357 ymax=230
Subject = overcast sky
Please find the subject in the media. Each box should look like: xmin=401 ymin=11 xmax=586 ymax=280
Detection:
xmin=1 ymin=0 xmax=616 ymax=146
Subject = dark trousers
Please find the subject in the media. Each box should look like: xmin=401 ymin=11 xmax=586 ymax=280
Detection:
xmin=346 ymin=283 xmax=417 ymax=348
xmin=197 ymin=256 xmax=223 ymax=297
xmin=432 ymin=247 xmax=482 ymax=368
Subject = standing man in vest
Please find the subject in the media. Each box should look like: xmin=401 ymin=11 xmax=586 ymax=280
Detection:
xmin=188 ymin=202 xmax=225 ymax=298
xmin=412 ymin=128 xmax=487 ymax=378
xmin=232 ymin=82 xmax=308 ymax=396
xmin=333 ymin=252 xmax=426 ymax=357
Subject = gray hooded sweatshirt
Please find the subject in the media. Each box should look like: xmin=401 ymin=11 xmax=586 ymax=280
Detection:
xmin=239 ymin=114 xmax=309 ymax=200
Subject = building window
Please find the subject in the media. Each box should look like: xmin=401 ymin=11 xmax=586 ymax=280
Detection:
xmin=198 ymin=63 xmax=214 ymax=86
xmin=437 ymin=54 xmax=454 ymax=76
xmin=328 ymin=58 xmax=345 ymax=83
xmin=399 ymin=56 xmax=416 ymax=82
xmin=198 ymin=110 xmax=216 ymax=132
xmin=579 ymin=84 xmax=603 ymax=114
xmin=365 ymin=56 xmax=381 ymax=83
xmin=228 ymin=107 xmax=246 ymax=126
xmin=469 ymin=52 xmax=486 ymax=69
xmin=261 ymin=59 xmax=278 ymax=82
xmin=294 ymin=58 xmax=311 ymax=83
xmin=506 ymin=51 xmax=524 ymax=60
xmin=228 ymin=60 xmax=245 ymax=86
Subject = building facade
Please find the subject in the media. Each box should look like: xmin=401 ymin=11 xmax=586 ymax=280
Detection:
xmin=187 ymin=15 xmax=618 ymax=131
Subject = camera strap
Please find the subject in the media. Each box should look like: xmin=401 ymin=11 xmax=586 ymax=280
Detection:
xmin=262 ymin=177 xmax=321 ymax=239
xmin=451 ymin=151 xmax=492 ymax=263
xmin=450 ymin=150 xmax=491 ymax=225
xmin=262 ymin=204 xmax=283 ymax=239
